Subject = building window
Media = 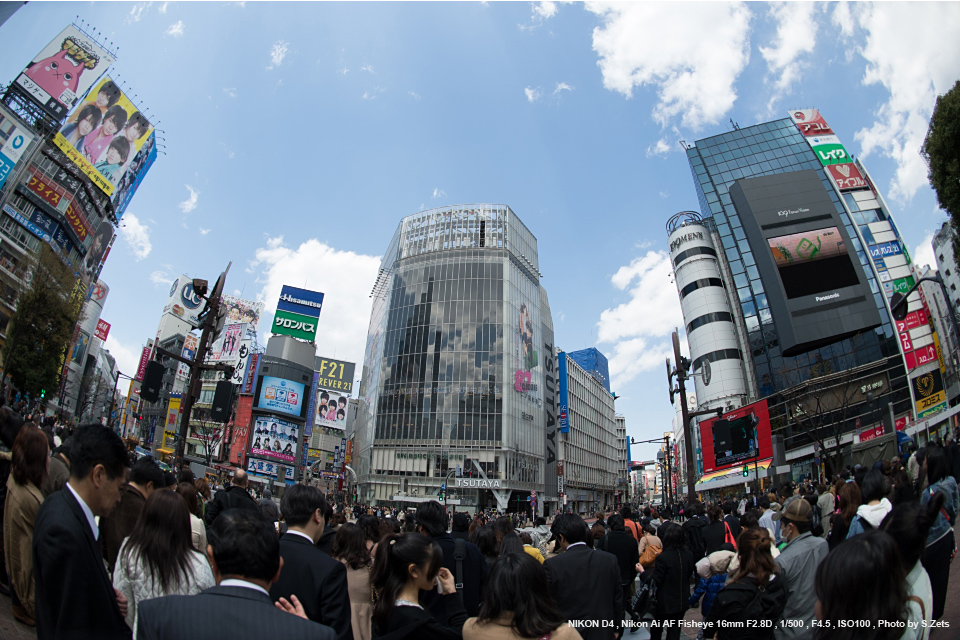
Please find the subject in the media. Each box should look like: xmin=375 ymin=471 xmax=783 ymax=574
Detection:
xmin=685 ymin=311 xmax=733 ymax=334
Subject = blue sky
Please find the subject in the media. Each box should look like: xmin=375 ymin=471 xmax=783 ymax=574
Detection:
xmin=1 ymin=2 xmax=958 ymax=463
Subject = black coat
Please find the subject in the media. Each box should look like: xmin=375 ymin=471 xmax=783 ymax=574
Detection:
xmin=137 ymin=585 xmax=335 ymax=640
xmin=205 ymin=485 xmax=260 ymax=526
xmin=596 ymin=530 xmax=640 ymax=584
xmin=702 ymin=521 xmax=726 ymax=556
xmin=32 ymin=487 xmax=131 ymax=640
xmin=543 ymin=544 xmax=624 ymax=640
xmin=372 ymin=592 xmax=467 ymax=640
xmin=682 ymin=516 xmax=708 ymax=561
xmin=650 ymin=546 xmax=694 ymax=618
xmin=420 ymin=533 xmax=488 ymax=619
xmin=315 ymin=525 xmax=338 ymax=556
xmin=270 ymin=533 xmax=353 ymax=640
xmin=702 ymin=575 xmax=787 ymax=640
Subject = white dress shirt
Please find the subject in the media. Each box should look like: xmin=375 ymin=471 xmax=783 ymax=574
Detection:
xmin=66 ymin=481 xmax=100 ymax=541
xmin=220 ymin=578 xmax=270 ymax=598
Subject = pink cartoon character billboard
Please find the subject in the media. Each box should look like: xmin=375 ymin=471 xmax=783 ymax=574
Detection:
xmin=15 ymin=25 xmax=116 ymax=120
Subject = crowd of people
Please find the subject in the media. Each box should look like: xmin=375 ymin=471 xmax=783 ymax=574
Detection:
xmin=0 ymin=417 xmax=957 ymax=640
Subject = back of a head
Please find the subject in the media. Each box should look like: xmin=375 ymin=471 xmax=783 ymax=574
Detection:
xmin=69 ymin=423 xmax=129 ymax=480
xmin=195 ymin=478 xmax=212 ymax=500
xmin=131 ymin=457 xmax=165 ymax=490
xmin=734 ymin=527 xmax=775 ymax=585
xmin=740 ymin=509 xmax=760 ymax=529
xmin=233 ymin=469 xmax=249 ymax=487
xmin=495 ymin=515 xmax=514 ymax=539
xmin=125 ymin=488 xmax=195 ymax=591
xmin=263 ymin=488 xmax=272 ymax=500
xmin=11 ymin=424 xmax=49 ymax=489
xmin=880 ymin=492 xmax=945 ymax=569
xmin=757 ymin=496 xmax=770 ymax=510
xmin=707 ymin=504 xmax=723 ymax=523
xmin=550 ymin=513 xmax=588 ymax=546
xmin=471 ymin=523 xmax=499 ymax=556
xmin=208 ymin=509 xmax=280 ymax=583
xmin=415 ymin=501 xmax=448 ymax=537
xmin=332 ymin=522 xmax=370 ymax=569
xmin=535 ymin=516 xmax=546 ymax=527
xmin=178 ymin=467 xmax=196 ymax=484
xmin=500 ymin=532 xmax=524 ymax=555
xmin=839 ymin=481 xmax=862 ymax=523
xmin=357 ymin=514 xmax=382 ymax=543
xmin=452 ymin=512 xmax=470 ymax=532
xmin=722 ymin=501 xmax=734 ymax=515
xmin=620 ymin=505 xmax=632 ymax=520
xmin=176 ymin=481 xmax=200 ymax=517
xmin=477 ymin=552 xmax=563 ymax=637
xmin=658 ymin=521 xmax=687 ymax=551
xmin=591 ymin=522 xmax=606 ymax=540
xmin=281 ymin=484 xmax=327 ymax=528
xmin=925 ymin=445 xmax=951 ymax=486
xmin=860 ymin=469 xmax=887 ymax=503
xmin=608 ymin=514 xmax=625 ymax=532
xmin=371 ymin=533 xmax=442 ymax=628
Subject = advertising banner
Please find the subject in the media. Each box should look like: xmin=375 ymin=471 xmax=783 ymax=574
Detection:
xmin=788 ymin=109 xmax=834 ymax=137
xmin=699 ymin=399 xmax=772 ymax=475
xmin=255 ymin=375 xmax=306 ymax=418
xmin=163 ymin=275 xmax=208 ymax=328
xmin=315 ymin=387 xmax=349 ymax=428
xmin=243 ymin=353 xmax=260 ymax=394
xmin=229 ymin=341 xmax=252 ymax=386
xmin=71 ymin=330 xmax=90 ymax=365
xmin=272 ymin=308 xmax=318 ymax=341
xmin=14 ymin=25 xmax=116 ymax=120
xmin=221 ymin=295 xmax=263 ymax=336
xmin=112 ymin=131 xmax=156 ymax=221
xmin=827 ymin=163 xmax=868 ymax=191
xmin=2 ymin=203 xmax=72 ymax=268
xmin=56 ymin=76 xmax=154 ymax=197
xmin=209 ymin=323 xmax=243 ymax=362
xmin=0 ymin=111 xmax=35 ymax=190
xmin=135 ymin=346 xmax=151 ymax=380
xmin=869 ymin=241 xmax=903 ymax=261
xmin=278 ymin=285 xmax=324 ymax=318
xmin=250 ymin=415 xmax=299 ymax=463
xmin=247 ymin=457 xmax=295 ymax=481
xmin=176 ymin=334 xmax=198 ymax=381
xmin=165 ymin=395 xmax=181 ymax=434
xmin=316 ymin=357 xmax=356 ymax=394
xmin=94 ymin=318 xmax=110 ymax=341
xmin=558 ymin=352 xmax=569 ymax=433
xmin=890 ymin=276 xmax=915 ymax=297
xmin=810 ymin=136 xmax=850 ymax=166
xmin=912 ymin=369 xmax=947 ymax=418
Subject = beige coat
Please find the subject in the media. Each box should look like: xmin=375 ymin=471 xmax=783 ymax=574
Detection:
xmin=3 ymin=475 xmax=44 ymax=620
xmin=464 ymin=616 xmax=583 ymax=640
xmin=342 ymin=562 xmax=374 ymax=640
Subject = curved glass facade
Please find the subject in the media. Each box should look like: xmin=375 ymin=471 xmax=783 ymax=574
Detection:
xmin=355 ymin=205 xmax=554 ymax=512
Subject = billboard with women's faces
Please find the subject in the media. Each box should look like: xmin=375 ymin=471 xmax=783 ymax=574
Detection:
xmin=54 ymin=76 xmax=154 ymax=197
xmin=14 ymin=25 xmax=116 ymax=120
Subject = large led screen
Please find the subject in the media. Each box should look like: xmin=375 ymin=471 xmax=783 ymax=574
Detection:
xmin=768 ymin=227 xmax=859 ymax=299
xmin=699 ymin=399 xmax=772 ymax=474
xmin=254 ymin=375 xmax=306 ymax=418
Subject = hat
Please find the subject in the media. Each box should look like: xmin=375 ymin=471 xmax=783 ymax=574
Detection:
xmin=772 ymin=496 xmax=811 ymax=523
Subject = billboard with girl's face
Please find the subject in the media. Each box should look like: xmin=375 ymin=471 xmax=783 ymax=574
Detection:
xmin=55 ymin=77 xmax=154 ymax=197
xmin=315 ymin=388 xmax=349 ymax=429
xmin=250 ymin=415 xmax=299 ymax=463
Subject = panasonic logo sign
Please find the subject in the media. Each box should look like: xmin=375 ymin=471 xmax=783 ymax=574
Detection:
xmin=275 ymin=317 xmax=316 ymax=332
xmin=777 ymin=207 xmax=811 ymax=218
xmin=816 ymin=293 xmax=840 ymax=302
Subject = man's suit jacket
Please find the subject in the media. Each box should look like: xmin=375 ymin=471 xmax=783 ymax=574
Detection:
xmin=269 ymin=533 xmax=353 ymax=640
xmin=32 ymin=486 xmax=131 ymax=640
xmin=543 ymin=545 xmax=623 ymax=640
xmin=137 ymin=585 xmax=335 ymax=640
xmin=204 ymin=485 xmax=260 ymax=526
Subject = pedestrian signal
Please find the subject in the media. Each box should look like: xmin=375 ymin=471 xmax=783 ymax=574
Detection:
xmin=742 ymin=465 xmax=749 ymax=477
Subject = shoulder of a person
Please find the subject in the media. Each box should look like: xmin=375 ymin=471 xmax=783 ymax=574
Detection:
xmin=554 ymin=621 xmax=584 ymax=640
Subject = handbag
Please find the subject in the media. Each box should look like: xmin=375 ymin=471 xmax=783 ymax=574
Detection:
xmin=723 ymin=522 xmax=737 ymax=549
xmin=639 ymin=542 xmax=662 ymax=568
xmin=630 ymin=573 xmax=657 ymax=619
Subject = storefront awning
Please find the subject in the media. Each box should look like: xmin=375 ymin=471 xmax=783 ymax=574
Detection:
xmin=156 ymin=447 xmax=174 ymax=456
xmin=695 ymin=458 xmax=773 ymax=491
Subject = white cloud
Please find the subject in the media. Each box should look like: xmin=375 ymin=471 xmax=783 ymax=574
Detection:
xmin=104 ymin=333 xmax=142 ymax=381
xmin=339 ymin=67 xmax=349 ymax=76
xmin=831 ymin=1 xmax=854 ymax=37
xmin=126 ymin=2 xmax=152 ymax=23
xmin=119 ymin=214 xmax=152 ymax=260
xmin=223 ymin=87 xmax=238 ymax=98
xmin=149 ymin=269 xmax=171 ymax=286
xmin=266 ymin=40 xmax=289 ymax=70
xmin=432 ymin=188 xmax=446 ymax=199
xmin=851 ymin=3 xmax=960 ymax=203
xmin=586 ymin=2 xmax=752 ymax=130
xmin=913 ymin=232 xmax=937 ymax=270
xmin=158 ymin=1 xmax=168 ymax=13
xmin=179 ymin=185 xmax=199 ymax=213
xmin=659 ymin=191 xmax=669 ymax=199
xmin=553 ymin=82 xmax=573 ymax=95
xmin=165 ymin=20 xmax=185 ymax=38
xmin=524 ymin=86 xmax=542 ymax=102
xmin=199 ymin=228 xmax=211 ymax=236
xmin=597 ymin=251 xmax=684 ymax=388
xmin=250 ymin=237 xmax=381 ymax=366
xmin=361 ymin=65 xmax=375 ymax=73
xmin=520 ymin=1 xmax=569 ymax=31
xmin=362 ymin=87 xmax=385 ymax=100
xmin=758 ymin=2 xmax=818 ymax=111
xmin=409 ymin=90 xmax=421 ymax=100
xmin=646 ymin=137 xmax=672 ymax=158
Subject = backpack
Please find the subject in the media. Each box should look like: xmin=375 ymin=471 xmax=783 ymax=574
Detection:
xmin=453 ymin=538 xmax=466 ymax=590
xmin=810 ymin=504 xmax=823 ymax=537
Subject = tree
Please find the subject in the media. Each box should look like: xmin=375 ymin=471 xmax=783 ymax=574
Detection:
xmin=2 ymin=247 xmax=85 ymax=398
xmin=190 ymin=409 xmax=225 ymax=466
xmin=922 ymin=80 xmax=960 ymax=264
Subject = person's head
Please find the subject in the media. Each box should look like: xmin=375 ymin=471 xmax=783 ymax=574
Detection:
xmin=494 ymin=515 xmax=514 ymax=540
xmin=707 ymin=504 xmax=723 ymax=523
xmin=233 ymin=469 xmax=249 ymax=487
xmin=75 ymin=103 xmax=102 ymax=137
xmin=11 ymin=424 xmax=49 ymax=489
xmin=69 ymin=424 xmax=130 ymax=517
xmin=548 ymin=513 xmax=588 ymax=550
xmin=177 ymin=467 xmax=196 ymax=484
xmin=590 ymin=522 xmax=606 ymax=540
xmin=414 ymin=500 xmax=448 ymax=537
xmin=129 ymin=456 xmax=164 ymax=496
xmin=176 ymin=481 xmax=201 ymax=517
xmin=123 ymin=111 xmax=150 ymax=142
xmin=332 ymin=522 xmax=372 ymax=569
xmin=471 ymin=523 xmax=500 ymax=557
xmin=860 ymin=469 xmax=887 ymax=504
xmin=123 ymin=488 xmax=196 ymax=592
xmin=281 ymin=484 xmax=328 ymax=535
xmin=371 ymin=534 xmax=443 ymax=627
xmin=733 ymin=527 xmax=777 ymax=585
xmin=95 ymin=81 xmax=121 ymax=109
xmin=607 ymin=514 xmax=625 ymax=532
xmin=476 ymin=551 xmax=565 ymax=637
xmin=500 ymin=532 xmax=524 ymax=555
xmin=519 ymin=532 xmax=534 ymax=546
xmin=338 ymin=396 xmax=347 ymax=409
xmin=774 ymin=496 xmax=812 ymax=543
xmin=320 ymin=391 xmax=329 ymax=405
xmin=101 ymin=105 xmax=127 ymax=136
xmin=193 ymin=478 xmax=211 ymax=501
xmin=105 ymin=136 xmax=130 ymax=165
xmin=658 ymin=521 xmax=687 ymax=551
xmin=925 ymin=445 xmax=951 ymax=486
xmin=620 ymin=505 xmax=632 ymax=520
xmin=722 ymin=501 xmax=735 ymax=515
xmin=839 ymin=481 xmax=862 ymax=525
xmin=162 ymin=471 xmax=177 ymax=490
xmin=880 ymin=492 xmax=944 ymax=570
xmin=814 ymin=530 xmax=906 ymax=630
xmin=452 ymin=511 xmax=470 ymax=532
xmin=357 ymin=514 xmax=382 ymax=544
xmin=757 ymin=496 xmax=770 ymax=511
xmin=207 ymin=509 xmax=281 ymax=587
xmin=263 ymin=488 xmax=272 ymax=500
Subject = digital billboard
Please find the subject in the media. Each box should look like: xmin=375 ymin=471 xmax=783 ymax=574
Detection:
xmin=699 ymin=399 xmax=773 ymax=474
xmin=14 ymin=25 xmax=116 ymax=120
xmin=314 ymin=357 xmax=356 ymax=429
xmin=0 ymin=105 xmax=35 ymax=190
xmin=54 ymin=76 xmax=154 ymax=197
xmin=250 ymin=415 xmax=299 ymax=463
xmin=255 ymin=375 xmax=307 ymax=418
xmin=768 ymin=227 xmax=859 ymax=298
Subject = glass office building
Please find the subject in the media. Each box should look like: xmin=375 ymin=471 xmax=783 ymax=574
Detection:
xmin=684 ymin=118 xmax=910 ymax=458
xmin=354 ymin=205 xmax=557 ymax=513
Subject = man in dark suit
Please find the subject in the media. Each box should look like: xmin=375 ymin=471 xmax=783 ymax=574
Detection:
xmin=204 ymin=469 xmax=260 ymax=526
xmin=32 ymin=424 xmax=132 ymax=640
xmin=137 ymin=509 xmax=334 ymax=640
xmin=416 ymin=500 xmax=488 ymax=618
xmin=270 ymin=485 xmax=352 ymax=640
xmin=100 ymin=456 xmax=164 ymax=573
xmin=543 ymin=513 xmax=623 ymax=640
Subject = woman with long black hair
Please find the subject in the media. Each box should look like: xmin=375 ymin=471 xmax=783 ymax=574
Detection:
xmin=647 ymin=521 xmax=694 ymax=640
xmin=919 ymin=445 xmax=958 ymax=620
xmin=113 ymin=489 xmax=215 ymax=635
xmin=333 ymin=523 xmax=375 ymax=640
xmin=464 ymin=552 xmax=582 ymax=640
xmin=370 ymin=533 xmax=466 ymax=640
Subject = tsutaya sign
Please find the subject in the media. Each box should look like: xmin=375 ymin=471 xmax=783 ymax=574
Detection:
xmin=456 ymin=478 xmax=502 ymax=489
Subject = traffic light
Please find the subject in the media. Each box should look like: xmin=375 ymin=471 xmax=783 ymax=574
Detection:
xmin=437 ymin=491 xmax=444 ymax=501
xmin=742 ymin=465 xmax=749 ymax=477
xmin=40 ymin=389 xmax=45 ymax=399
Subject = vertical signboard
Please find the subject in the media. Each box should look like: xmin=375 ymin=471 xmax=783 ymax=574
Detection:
xmin=314 ymin=357 xmax=356 ymax=429
xmin=165 ymin=395 xmax=181 ymax=434
xmin=135 ymin=346 xmax=151 ymax=381
xmin=542 ymin=304 xmax=558 ymax=505
xmin=558 ymin=352 xmax=569 ymax=433
xmin=911 ymin=369 xmax=947 ymax=418
xmin=273 ymin=285 xmax=323 ymax=341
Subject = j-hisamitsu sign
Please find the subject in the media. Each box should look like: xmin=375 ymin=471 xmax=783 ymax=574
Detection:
xmin=456 ymin=478 xmax=502 ymax=489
